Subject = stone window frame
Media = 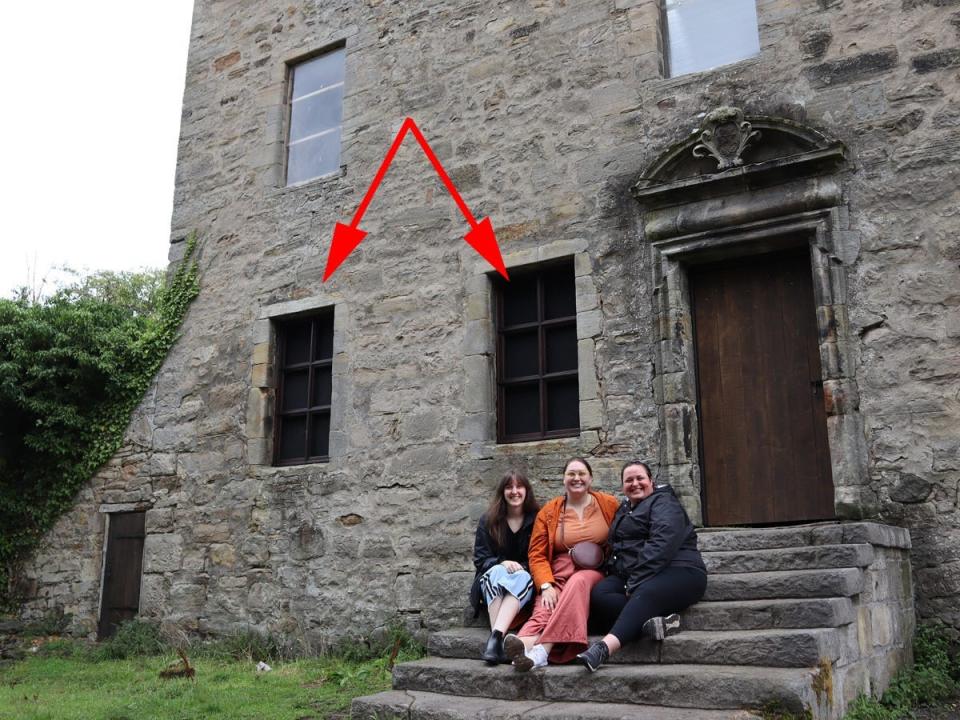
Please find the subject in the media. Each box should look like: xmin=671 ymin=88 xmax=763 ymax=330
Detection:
xmin=461 ymin=240 xmax=604 ymax=453
xmin=247 ymin=297 xmax=348 ymax=467
xmin=633 ymin=109 xmax=868 ymax=525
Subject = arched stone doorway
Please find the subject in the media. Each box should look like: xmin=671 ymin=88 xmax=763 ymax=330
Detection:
xmin=633 ymin=107 xmax=867 ymax=527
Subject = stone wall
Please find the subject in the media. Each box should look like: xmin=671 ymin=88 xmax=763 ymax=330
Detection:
xmin=18 ymin=0 xmax=960 ymax=643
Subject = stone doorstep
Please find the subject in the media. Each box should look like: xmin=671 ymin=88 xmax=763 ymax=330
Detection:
xmin=698 ymin=522 xmax=911 ymax=552
xmin=430 ymin=626 xmax=843 ymax=668
xmin=682 ymin=597 xmax=856 ymax=631
xmin=391 ymin=658 xmax=816 ymax=715
xmin=703 ymin=543 xmax=875 ymax=574
xmin=462 ymin=596 xmax=856 ymax=632
xmin=352 ymin=689 xmax=765 ymax=720
xmin=703 ymin=567 xmax=864 ymax=601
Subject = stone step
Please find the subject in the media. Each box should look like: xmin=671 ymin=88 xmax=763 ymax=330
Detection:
xmin=704 ymin=567 xmax=863 ymax=601
xmin=698 ymin=521 xmax=910 ymax=552
xmin=391 ymin=658 xmax=818 ymax=715
xmin=702 ymin=543 xmax=874 ymax=574
xmin=352 ymin=689 xmax=764 ymax=719
xmin=430 ymin=626 xmax=842 ymax=668
xmin=681 ymin=597 xmax=855 ymax=631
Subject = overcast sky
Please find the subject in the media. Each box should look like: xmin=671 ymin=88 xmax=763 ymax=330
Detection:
xmin=0 ymin=1 xmax=195 ymax=298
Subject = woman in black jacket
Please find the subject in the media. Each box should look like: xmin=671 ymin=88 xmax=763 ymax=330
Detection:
xmin=577 ymin=461 xmax=707 ymax=672
xmin=471 ymin=469 xmax=540 ymax=664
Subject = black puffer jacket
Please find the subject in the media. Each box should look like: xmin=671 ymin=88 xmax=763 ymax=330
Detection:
xmin=608 ymin=484 xmax=706 ymax=595
xmin=469 ymin=512 xmax=536 ymax=616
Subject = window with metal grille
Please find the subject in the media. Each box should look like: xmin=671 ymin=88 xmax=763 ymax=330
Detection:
xmin=495 ymin=262 xmax=579 ymax=443
xmin=274 ymin=311 xmax=334 ymax=464
xmin=663 ymin=0 xmax=760 ymax=78
xmin=286 ymin=46 xmax=345 ymax=185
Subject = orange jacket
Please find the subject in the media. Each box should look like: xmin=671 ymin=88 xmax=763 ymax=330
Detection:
xmin=528 ymin=491 xmax=621 ymax=590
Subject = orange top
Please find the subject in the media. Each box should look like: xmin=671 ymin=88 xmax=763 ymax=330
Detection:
xmin=555 ymin=501 xmax=610 ymax=552
xmin=528 ymin=491 xmax=621 ymax=590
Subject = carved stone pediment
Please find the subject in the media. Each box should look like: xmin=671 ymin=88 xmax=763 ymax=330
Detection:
xmin=632 ymin=107 xmax=848 ymax=210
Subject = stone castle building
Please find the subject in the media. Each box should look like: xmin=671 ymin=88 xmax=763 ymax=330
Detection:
xmin=19 ymin=0 xmax=960 ymax=654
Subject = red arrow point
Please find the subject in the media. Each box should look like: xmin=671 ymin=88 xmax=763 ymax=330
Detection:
xmin=465 ymin=217 xmax=509 ymax=280
xmin=323 ymin=222 xmax=367 ymax=282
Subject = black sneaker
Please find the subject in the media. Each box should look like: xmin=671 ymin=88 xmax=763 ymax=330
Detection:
xmin=576 ymin=640 xmax=609 ymax=672
xmin=641 ymin=613 xmax=681 ymax=641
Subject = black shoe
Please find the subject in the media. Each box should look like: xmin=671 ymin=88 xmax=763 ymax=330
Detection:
xmin=481 ymin=630 xmax=504 ymax=664
xmin=576 ymin=640 xmax=609 ymax=672
xmin=641 ymin=613 xmax=681 ymax=641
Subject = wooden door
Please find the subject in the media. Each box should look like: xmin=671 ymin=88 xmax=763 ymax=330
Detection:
xmin=690 ymin=248 xmax=834 ymax=526
xmin=98 ymin=511 xmax=145 ymax=639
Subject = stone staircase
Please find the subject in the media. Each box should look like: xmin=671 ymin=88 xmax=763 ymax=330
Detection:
xmin=353 ymin=522 xmax=914 ymax=720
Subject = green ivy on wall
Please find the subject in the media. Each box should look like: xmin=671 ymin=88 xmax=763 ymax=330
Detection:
xmin=0 ymin=235 xmax=200 ymax=610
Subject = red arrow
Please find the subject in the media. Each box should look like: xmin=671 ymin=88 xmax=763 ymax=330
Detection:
xmin=323 ymin=117 xmax=508 ymax=282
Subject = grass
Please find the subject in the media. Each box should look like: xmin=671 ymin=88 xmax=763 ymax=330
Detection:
xmin=0 ymin=621 xmax=424 ymax=720
xmin=844 ymin=623 xmax=960 ymax=720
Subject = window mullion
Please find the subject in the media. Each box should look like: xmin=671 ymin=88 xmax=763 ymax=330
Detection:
xmin=537 ymin=274 xmax=547 ymax=436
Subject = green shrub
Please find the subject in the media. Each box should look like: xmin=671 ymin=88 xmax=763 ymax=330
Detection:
xmin=845 ymin=623 xmax=959 ymax=720
xmin=192 ymin=627 xmax=300 ymax=663
xmin=94 ymin=619 xmax=166 ymax=660
xmin=0 ymin=237 xmax=199 ymax=609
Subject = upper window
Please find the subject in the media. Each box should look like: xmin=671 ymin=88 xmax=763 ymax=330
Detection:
xmin=663 ymin=0 xmax=760 ymax=77
xmin=495 ymin=262 xmax=579 ymax=443
xmin=286 ymin=47 xmax=345 ymax=186
xmin=274 ymin=311 xmax=334 ymax=464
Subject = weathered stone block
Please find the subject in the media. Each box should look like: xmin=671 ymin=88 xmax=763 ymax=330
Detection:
xmin=143 ymin=534 xmax=183 ymax=573
xmin=803 ymin=47 xmax=898 ymax=87
xmin=911 ymin=48 xmax=960 ymax=74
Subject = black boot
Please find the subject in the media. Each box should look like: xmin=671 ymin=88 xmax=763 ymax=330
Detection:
xmin=576 ymin=640 xmax=610 ymax=672
xmin=641 ymin=613 xmax=681 ymax=641
xmin=481 ymin=630 xmax=504 ymax=664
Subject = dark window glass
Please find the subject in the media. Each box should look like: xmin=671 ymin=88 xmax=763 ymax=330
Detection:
xmin=501 ymin=276 xmax=538 ymax=327
xmin=504 ymin=384 xmax=540 ymax=437
xmin=543 ymin=265 xmax=576 ymax=319
xmin=312 ymin=366 xmax=332 ymax=407
xmin=275 ymin=310 xmax=334 ymax=464
xmin=283 ymin=370 xmax=309 ymax=411
xmin=504 ymin=330 xmax=539 ymax=378
xmin=278 ymin=416 xmax=307 ymax=461
xmin=495 ymin=260 xmax=579 ymax=442
xmin=545 ymin=325 xmax=577 ymax=374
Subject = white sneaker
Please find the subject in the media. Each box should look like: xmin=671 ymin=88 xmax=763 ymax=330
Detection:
xmin=513 ymin=643 xmax=548 ymax=672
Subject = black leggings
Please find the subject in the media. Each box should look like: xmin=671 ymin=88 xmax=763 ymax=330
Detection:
xmin=590 ymin=567 xmax=707 ymax=645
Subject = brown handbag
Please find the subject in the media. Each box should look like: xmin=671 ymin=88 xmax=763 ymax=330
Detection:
xmin=569 ymin=541 xmax=604 ymax=570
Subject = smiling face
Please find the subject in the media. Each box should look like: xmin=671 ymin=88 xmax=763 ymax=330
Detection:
xmin=622 ymin=463 xmax=654 ymax=504
xmin=503 ymin=478 xmax=527 ymax=509
xmin=563 ymin=459 xmax=593 ymax=498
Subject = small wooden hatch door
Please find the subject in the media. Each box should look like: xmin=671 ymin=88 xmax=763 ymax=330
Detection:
xmin=690 ymin=248 xmax=835 ymax=526
xmin=98 ymin=511 xmax=146 ymax=639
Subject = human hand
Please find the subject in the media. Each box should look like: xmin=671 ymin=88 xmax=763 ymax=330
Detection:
xmin=502 ymin=561 xmax=523 ymax=574
xmin=541 ymin=585 xmax=558 ymax=610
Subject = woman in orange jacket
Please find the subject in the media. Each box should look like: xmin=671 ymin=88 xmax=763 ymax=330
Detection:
xmin=503 ymin=457 xmax=620 ymax=670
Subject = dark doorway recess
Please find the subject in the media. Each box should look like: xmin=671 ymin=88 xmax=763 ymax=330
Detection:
xmin=690 ymin=248 xmax=834 ymax=526
xmin=98 ymin=511 xmax=146 ymax=639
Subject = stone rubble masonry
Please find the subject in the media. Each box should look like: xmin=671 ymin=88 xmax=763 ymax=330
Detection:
xmin=17 ymin=0 xmax=960 ymax=647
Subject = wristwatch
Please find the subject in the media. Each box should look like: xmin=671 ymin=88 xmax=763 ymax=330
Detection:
xmin=540 ymin=583 xmax=553 ymax=591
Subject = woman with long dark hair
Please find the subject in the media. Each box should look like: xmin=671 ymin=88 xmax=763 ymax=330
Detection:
xmin=470 ymin=469 xmax=540 ymax=663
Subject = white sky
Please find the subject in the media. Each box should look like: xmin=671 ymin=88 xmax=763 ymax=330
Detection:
xmin=0 ymin=1 xmax=195 ymax=299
